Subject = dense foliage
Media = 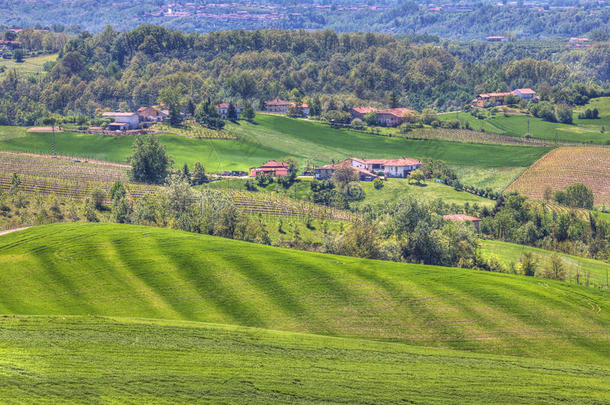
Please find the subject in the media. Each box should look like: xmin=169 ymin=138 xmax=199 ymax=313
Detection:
xmin=1 ymin=25 xmax=607 ymax=127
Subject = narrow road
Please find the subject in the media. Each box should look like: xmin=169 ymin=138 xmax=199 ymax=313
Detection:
xmin=0 ymin=227 xmax=30 ymax=236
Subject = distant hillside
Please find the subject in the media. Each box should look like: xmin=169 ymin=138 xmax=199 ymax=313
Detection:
xmin=1 ymin=223 xmax=608 ymax=364
xmin=0 ymin=0 xmax=607 ymax=40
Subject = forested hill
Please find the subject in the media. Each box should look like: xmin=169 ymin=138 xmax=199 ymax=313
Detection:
xmin=1 ymin=25 xmax=607 ymax=126
xmin=0 ymin=0 xmax=608 ymax=40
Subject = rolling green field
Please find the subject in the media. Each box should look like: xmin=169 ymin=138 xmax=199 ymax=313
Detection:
xmin=0 ymin=115 xmax=551 ymax=173
xmin=1 ymin=315 xmax=608 ymax=404
xmin=0 ymin=53 xmax=57 ymax=77
xmin=0 ymin=223 xmax=608 ymax=365
xmin=480 ymin=240 xmax=610 ymax=287
xmin=354 ymin=178 xmax=495 ymax=208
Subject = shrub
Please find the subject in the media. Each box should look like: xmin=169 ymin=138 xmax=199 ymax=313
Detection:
xmin=90 ymin=188 xmax=106 ymax=211
xmin=373 ymin=178 xmax=384 ymax=190
xmin=519 ymin=252 xmax=538 ymax=276
xmin=350 ymin=118 xmax=365 ymax=129
xmin=244 ymin=179 xmax=257 ymax=191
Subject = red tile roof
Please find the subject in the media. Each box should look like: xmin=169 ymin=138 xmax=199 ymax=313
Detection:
xmin=513 ymin=88 xmax=536 ymax=95
xmin=352 ymin=106 xmax=377 ymax=114
xmin=376 ymin=108 xmax=416 ymax=117
xmin=215 ymin=103 xmax=241 ymax=109
xmin=258 ymin=160 xmax=290 ymax=169
xmin=443 ymin=214 xmax=481 ymax=222
xmin=478 ymin=92 xmax=511 ymax=98
xmin=266 ymin=99 xmax=292 ymax=106
xmin=383 ymin=158 xmax=422 ymax=166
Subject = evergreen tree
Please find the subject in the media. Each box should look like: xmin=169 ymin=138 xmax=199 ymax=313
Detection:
xmin=227 ymin=102 xmax=237 ymax=121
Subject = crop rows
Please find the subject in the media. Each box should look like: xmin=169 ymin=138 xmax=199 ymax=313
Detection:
xmin=226 ymin=191 xmax=354 ymax=220
xmin=0 ymin=151 xmax=130 ymax=184
xmin=406 ymin=128 xmax=549 ymax=146
xmin=506 ymin=146 xmax=610 ymax=205
xmin=0 ymin=172 xmax=161 ymax=201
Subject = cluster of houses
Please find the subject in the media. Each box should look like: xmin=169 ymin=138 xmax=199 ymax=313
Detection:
xmin=315 ymin=157 xmax=422 ymax=180
xmin=247 ymin=157 xmax=422 ymax=181
xmin=350 ymin=107 xmax=416 ymax=127
xmin=472 ymin=88 xmax=537 ymax=107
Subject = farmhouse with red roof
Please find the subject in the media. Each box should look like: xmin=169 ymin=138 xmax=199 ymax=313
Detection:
xmin=350 ymin=106 xmax=416 ymax=127
xmin=250 ymin=160 xmax=291 ymax=177
xmin=443 ymin=214 xmax=482 ymax=232
xmin=265 ymin=99 xmax=309 ymax=116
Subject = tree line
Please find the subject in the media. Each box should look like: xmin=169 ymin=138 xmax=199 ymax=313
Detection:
xmin=0 ymin=26 xmax=607 ymax=126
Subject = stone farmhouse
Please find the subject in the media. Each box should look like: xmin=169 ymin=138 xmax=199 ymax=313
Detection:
xmin=315 ymin=157 xmax=422 ymax=181
xmin=215 ymin=103 xmax=242 ymax=120
xmin=472 ymin=88 xmax=537 ymax=107
xmin=137 ymin=106 xmax=169 ymax=123
xmin=350 ymin=107 xmax=416 ymax=127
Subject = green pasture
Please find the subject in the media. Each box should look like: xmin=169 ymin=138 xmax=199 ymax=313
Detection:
xmin=0 ymin=315 xmax=608 ymax=404
xmin=0 ymin=53 xmax=57 ymax=77
xmin=480 ymin=239 xmax=610 ymax=287
xmin=0 ymin=115 xmax=551 ymax=172
xmin=437 ymin=111 xmax=505 ymax=133
xmin=0 ymin=223 xmax=608 ymax=365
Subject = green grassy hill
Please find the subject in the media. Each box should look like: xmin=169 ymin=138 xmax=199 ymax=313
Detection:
xmin=0 ymin=114 xmax=551 ymax=174
xmin=480 ymin=239 xmax=610 ymax=287
xmin=1 ymin=223 xmax=608 ymax=365
xmin=1 ymin=315 xmax=608 ymax=404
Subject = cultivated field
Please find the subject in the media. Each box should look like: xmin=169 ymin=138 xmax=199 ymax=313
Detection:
xmin=0 ymin=223 xmax=608 ymax=365
xmin=0 ymin=151 xmax=350 ymax=220
xmin=506 ymin=146 xmax=610 ymax=206
xmin=0 ymin=315 xmax=608 ymax=404
xmin=403 ymin=127 xmax=549 ymax=146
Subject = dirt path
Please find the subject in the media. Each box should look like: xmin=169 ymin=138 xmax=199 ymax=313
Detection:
xmin=0 ymin=227 xmax=31 ymax=236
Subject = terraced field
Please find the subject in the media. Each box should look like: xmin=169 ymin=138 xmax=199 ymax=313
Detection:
xmin=0 ymin=223 xmax=608 ymax=365
xmin=506 ymin=146 xmax=610 ymax=206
